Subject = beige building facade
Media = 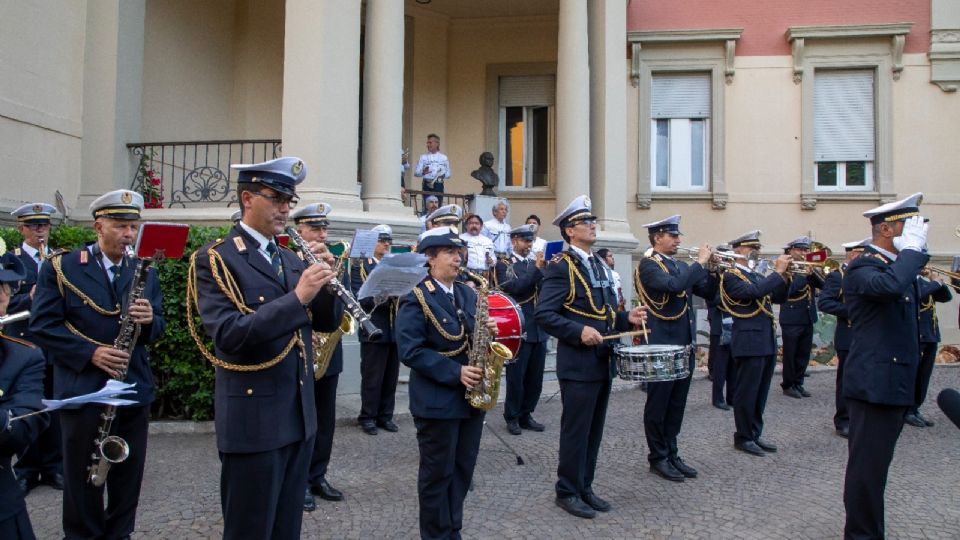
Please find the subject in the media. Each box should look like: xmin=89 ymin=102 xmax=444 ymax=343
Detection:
xmin=2 ymin=0 xmax=959 ymax=330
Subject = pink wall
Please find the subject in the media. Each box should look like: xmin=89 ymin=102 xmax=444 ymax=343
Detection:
xmin=627 ymin=0 xmax=929 ymax=56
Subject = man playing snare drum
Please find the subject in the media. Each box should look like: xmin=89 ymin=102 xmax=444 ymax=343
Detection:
xmin=634 ymin=216 xmax=718 ymax=482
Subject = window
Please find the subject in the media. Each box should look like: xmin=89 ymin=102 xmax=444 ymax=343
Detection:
xmin=813 ymin=70 xmax=875 ymax=191
xmin=650 ymin=73 xmax=711 ymax=192
xmin=497 ymin=75 xmax=554 ymax=190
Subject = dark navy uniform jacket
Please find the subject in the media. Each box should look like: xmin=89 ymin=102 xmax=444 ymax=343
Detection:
xmin=0 ymin=336 xmax=48 ymax=522
xmin=194 ymin=225 xmax=341 ymax=454
xmin=636 ymin=254 xmax=716 ymax=346
xmin=817 ymin=268 xmax=852 ymax=351
xmin=396 ymin=278 xmax=478 ymax=419
xmin=6 ymin=247 xmax=41 ymax=342
xmin=778 ymin=272 xmax=822 ymax=326
xmin=30 ymin=246 xmax=165 ymax=406
xmin=535 ymin=250 xmax=632 ymax=382
xmin=842 ymin=246 xmax=928 ymax=406
xmin=351 ymin=257 xmax=396 ymax=343
xmin=492 ymin=253 xmax=545 ymax=343
xmin=918 ymin=277 xmax=951 ymax=344
xmin=720 ymin=266 xmax=788 ymax=358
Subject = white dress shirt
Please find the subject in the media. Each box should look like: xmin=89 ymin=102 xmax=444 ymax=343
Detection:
xmin=460 ymin=232 xmax=496 ymax=271
xmin=482 ymin=218 xmax=512 ymax=254
xmin=414 ymin=152 xmax=451 ymax=181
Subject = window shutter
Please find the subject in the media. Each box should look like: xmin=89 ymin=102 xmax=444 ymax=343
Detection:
xmin=650 ymin=73 xmax=711 ymax=119
xmin=499 ymin=75 xmax=556 ymax=107
xmin=814 ymin=70 xmax=875 ymax=162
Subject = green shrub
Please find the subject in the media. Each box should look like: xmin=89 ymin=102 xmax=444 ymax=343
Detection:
xmin=2 ymin=224 xmax=229 ymax=420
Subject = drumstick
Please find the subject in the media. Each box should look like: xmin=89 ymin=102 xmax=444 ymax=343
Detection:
xmin=602 ymin=329 xmax=649 ymax=341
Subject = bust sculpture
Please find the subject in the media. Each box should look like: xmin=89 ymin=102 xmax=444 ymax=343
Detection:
xmin=470 ymin=151 xmax=499 ymax=197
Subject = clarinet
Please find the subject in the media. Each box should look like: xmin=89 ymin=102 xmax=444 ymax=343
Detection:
xmin=88 ymin=246 xmax=151 ymax=487
xmin=285 ymin=227 xmax=382 ymax=341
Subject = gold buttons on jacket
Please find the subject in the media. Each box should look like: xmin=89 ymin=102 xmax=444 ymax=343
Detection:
xmin=892 ymin=357 xmax=898 ymax=363
xmin=246 ymin=388 xmax=253 ymax=395
xmin=259 ymin=296 xmax=265 ymax=302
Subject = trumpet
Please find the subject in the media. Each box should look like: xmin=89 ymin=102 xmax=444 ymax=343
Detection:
xmin=922 ymin=265 xmax=960 ymax=292
xmin=0 ymin=310 xmax=30 ymax=327
xmin=657 ymin=246 xmax=745 ymax=271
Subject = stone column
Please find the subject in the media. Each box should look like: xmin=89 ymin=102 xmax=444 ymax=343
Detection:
xmin=361 ymin=0 xmax=406 ymax=213
xmin=78 ymin=0 xmax=146 ymax=213
xmin=282 ymin=0 xmax=362 ymax=210
xmin=555 ymin=0 xmax=591 ymax=212
xmin=589 ymin=0 xmax=638 ymax=307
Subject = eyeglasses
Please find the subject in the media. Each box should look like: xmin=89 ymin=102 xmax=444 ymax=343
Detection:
xmin=23 ymin=223 xmax=51 ymax=230
xmin=251 ymin=191 xmax=298 ymax=209
xmin=572 ymin=218 xmax=597 ymax=227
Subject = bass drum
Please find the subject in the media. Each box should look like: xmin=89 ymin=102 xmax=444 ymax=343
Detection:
xmin=487 ymin=291 xmax=524 ymax=361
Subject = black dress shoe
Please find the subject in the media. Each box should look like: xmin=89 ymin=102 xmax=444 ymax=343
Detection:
xmin=903 ymin=413 xmax=926 ymax=428
xmin=713 ymin=400 xmax=731 ymax=411
xmin=734 ymin=440 xmax=765 ymax=457
xmin=506 ymin=420 xmax=521 ymax=435
xmin=311 ymin=478 xmax=344 ymax=502
xmin=17 ymin=476 xmax=38 ymax=494
xmin=915 ymin=411 xmax=934 ymax=427
xmin=376 ymin=419 xmax=399 ymax=432
xmin=835 ymin=426 xmax=849 ymax=438
xmin=783 ymin=387 xmax=803 ymax=399
xmin=582 ymin=492 xmax=611 ymax=512
xmin=303 ymin=488 xmax=317 ymax=512
xmin=650 ymin=460 xmax=685 ymax=482
xmin=754 ymin=438 xmax=777 ymax=453
xmin=359 ymin=421 xmax=378 ymax=435
xmin=519 ymin=416 xmax=545 ymax=432
xmin=41 ymin=472 xmax=64 ymax=491
xmin=797 ymin=385 xmax=811 ymax=397
xmin=555 ymin=495 xmax=596 ymax=519
xmin=669 ymin=456 xmax=698 ymax=479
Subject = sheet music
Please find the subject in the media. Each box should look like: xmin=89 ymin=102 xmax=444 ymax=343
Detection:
xmin=357 ymin=252 xmax=429 ymax=300
xmin=348 ymin=230 xmax=381 ymax=259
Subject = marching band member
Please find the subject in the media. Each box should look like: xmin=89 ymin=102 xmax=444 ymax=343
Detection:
xmin=460 ymin=214 xmax=495 ymax=278
xmin=817 ymin=238 xmax=869 ymax=438
xmin=719 ymin=230 xmax=790 ymax=457
xmin=191 ymin=157 xmax=342 ymax=540
xmin=8 ymin=203 xmax=63 ymax=493
xmin=492 ymin=224 xmax=547 ymax=436
xmin=906 ymin=262 xmax=952 ymax=428
xmin=395 ymin=227 xmax=497 ymax=540
xmin=419 ymin=195 xmax=439 ymax=233
xmin=424 ymin=204 xmax=463 ymax=232
xmin=535 ymin=196 xmax=647 ymax=519
xmin=291 ymin=202 xmax=346 ymax=511
xmin=634 ymin=216 xmax=717 ymax=482
xmin=707 ymin=286 xmax=734 ymax=410
xmin=30 ymin=190 xmax=164 ymax=539
xmin=841 ymin=193 xmax=928 ymax=539
xmin=777 ymin=236 xmax=824 ymax=399
xmin=352 ymin=225 xmax=400 ymax=436
xmin=0 ymin=252 xmax=48 ymax=540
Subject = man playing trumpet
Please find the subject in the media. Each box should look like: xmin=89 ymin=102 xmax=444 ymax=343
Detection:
xmin=777 ymin=236 xmax=824 ymax=399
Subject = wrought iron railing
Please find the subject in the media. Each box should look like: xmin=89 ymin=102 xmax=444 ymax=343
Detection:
xmin=404 ymin=189 xmax=475 ymax=217
xmin=127 ymin=140 xmax=281 ymax=208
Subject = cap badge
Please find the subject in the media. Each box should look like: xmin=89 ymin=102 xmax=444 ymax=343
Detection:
xmin=32 ymin=204 xmax=43 ymax=213
xmin=121 ymin=191 xmax=133 ymax=204
xmin=583 ymin=197 xmax=591 ymax=206
xmin=292 ymin=160 xmax=304 ymax=175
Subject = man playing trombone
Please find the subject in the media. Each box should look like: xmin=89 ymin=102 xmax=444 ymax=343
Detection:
xmin=635 ymin=216 xmax=717 ymax=482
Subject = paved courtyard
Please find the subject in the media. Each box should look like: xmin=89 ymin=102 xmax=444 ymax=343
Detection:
xmin=26 ymin=366 xmax=960 ymax=539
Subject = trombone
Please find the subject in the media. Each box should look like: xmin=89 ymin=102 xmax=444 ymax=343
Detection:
xmin=922 ymin=265 xmax=960 ymax=292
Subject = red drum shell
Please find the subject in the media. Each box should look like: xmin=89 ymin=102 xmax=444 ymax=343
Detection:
xmin=487 ymin=291 xmax=524 ymax=358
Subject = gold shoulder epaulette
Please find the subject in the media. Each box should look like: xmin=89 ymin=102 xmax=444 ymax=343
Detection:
xmin=13 ymin=248 xmax=21 ymax=256
xmin=549 ymin=252 xmax=568 ymax=265
xmin=424 ymin=279 xmax=436 ymax=293
xmin=0 ymin=334 xmax=37 ymax=349
xmin=232 ymin=236 xmax=247 ymax=252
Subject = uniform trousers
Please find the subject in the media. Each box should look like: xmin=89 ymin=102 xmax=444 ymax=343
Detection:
xmin=780 ymin=324 xmax=814 ymax=390
xmin=732 ymin=355 xmax=775 ymax=444
xmin=556 ymin=378 xmax=611 ymax=498
xmin=843 ymin=399 xmax=908 ymax=540
xmin=0 ymin=509 xmax=36 ymax=540
xmin=834 ymin=349 xmax=850 ymax=430
xmin=912 ymin=342 xmax=938 ymax=415
xmin=503 ymin=340 xmax=546 ymax=423
xmin=413 ymin=410 xmax=485 ymax=540
xmin=14 ymin=364 xmax=62 ymax=481
xmin=643 ymin=350 xmax=693 ymax=464
xmin=308 ymin=374 xmax=338 ymax=486
xmin=220 ymin=436 xmax=315 ymax=540
xmin=709 ymin=334 xmax=734 ymax=405
xmin=358 ymin=342 xmax=399 ymax=424
xmin=60 ymin=405 xmax=149 ymax=540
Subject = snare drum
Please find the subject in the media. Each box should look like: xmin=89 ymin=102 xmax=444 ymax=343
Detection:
xmin=614 ymin=344 xmax=690 ymax=382
xmin=487 ymin=291 xmax=524 ymax=361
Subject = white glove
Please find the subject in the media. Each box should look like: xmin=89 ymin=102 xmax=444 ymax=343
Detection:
xmin=895 ymin=215 xmax=928 ymax=252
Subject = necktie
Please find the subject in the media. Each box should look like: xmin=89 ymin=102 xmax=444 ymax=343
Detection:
xmin=266 ymin=242 xmax=283 ymax=277
xmin=589 ymin=257 xmax=616 ymax=309
xmin=109 ymin=264 xmax=122 ymax=295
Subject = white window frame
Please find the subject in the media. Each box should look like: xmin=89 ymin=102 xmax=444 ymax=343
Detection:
xmin=814 ymin=161 xmax=874 ymax=191
xmin=650 ymin=117 xmax=711 ymax=193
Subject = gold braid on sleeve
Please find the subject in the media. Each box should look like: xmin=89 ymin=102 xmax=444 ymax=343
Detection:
xmin=186 ymin=243 xmax=304 ymax=372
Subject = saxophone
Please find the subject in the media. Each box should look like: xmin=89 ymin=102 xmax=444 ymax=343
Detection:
xmin=88 ymin=246 xmax=151 ymax=487
xmin=463 ymin=270 xmax=513 ymax=411
xmin=312 ymin=241 xmax=353 ymax=379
